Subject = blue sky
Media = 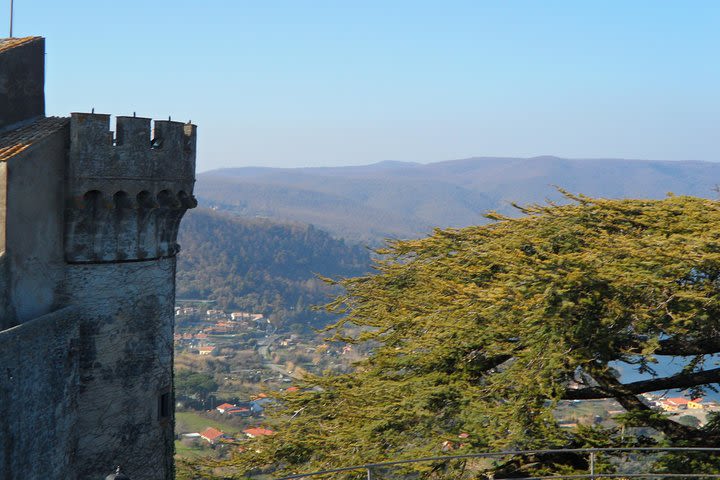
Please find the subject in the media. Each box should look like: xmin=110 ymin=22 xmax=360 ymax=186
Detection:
xmin=3 ymin=1 xmax=719 ymax=171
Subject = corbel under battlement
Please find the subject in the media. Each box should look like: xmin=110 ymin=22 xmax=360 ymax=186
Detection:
xmin=64 ymin=112 xmax=197 ymax=264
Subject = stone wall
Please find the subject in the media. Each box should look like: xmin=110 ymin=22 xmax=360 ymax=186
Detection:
xmin=65 ymin=258 xmax=177 ymax=480
xmin=0 ymin=38 xmax=44 ymax=129
xmin=5 ymin=126 xmax=68 ymax=324
xmin=1 ymin=35 xmax=195 ymax=479
xmin=0 ymin=307 xmax=81 ymax=479
xmin=0 ymin=254 xmax=181 ymax=480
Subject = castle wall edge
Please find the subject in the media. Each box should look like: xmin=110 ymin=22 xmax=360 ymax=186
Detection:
xmin=0 ymin=36 xmax=197 ymax=480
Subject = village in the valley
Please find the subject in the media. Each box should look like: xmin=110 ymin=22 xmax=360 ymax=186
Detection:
xmin=640 ymin=393 xmax=720 ymax=424
xmin=172 ymin=302 xmax=363 ymax=459
xmin=553 ymin=391 xmax=720 ymax=434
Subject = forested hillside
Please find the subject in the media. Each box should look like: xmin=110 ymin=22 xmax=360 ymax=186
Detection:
xmin=176 ymin=209 xmax=371 ymax=329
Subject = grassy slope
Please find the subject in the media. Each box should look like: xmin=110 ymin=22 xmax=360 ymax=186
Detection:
xmin=176 ymin=411 xmax=242 ymax=435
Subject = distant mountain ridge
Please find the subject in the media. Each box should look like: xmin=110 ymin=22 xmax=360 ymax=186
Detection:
xmin=197 ymin=156 xmax=720 ymax=244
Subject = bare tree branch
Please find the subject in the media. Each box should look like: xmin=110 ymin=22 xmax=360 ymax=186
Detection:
xmin=584 ymin=367 xmax=705 ymax=443
xmin=656 ymin=336 xmax=720 ymax=356
xmin=563 ymin=367 xmax=720 ymax=400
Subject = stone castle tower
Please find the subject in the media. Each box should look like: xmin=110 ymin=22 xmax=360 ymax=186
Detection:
xmin=0 ymin=37 xmax=196 ymax=479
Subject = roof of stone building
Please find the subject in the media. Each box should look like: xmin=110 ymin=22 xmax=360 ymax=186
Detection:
xmin=0 ymin=116 xmax=69 ymax=162
xmin=0 ymin=36 xmax=43 ymax=54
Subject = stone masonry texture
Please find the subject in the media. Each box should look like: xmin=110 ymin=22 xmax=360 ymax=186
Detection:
xmin=0 ymin=36 xmax=196 ymax=479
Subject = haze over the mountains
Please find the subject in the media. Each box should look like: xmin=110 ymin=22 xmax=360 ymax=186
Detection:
xmin=197 ymin=156 xmax=720 ymax=244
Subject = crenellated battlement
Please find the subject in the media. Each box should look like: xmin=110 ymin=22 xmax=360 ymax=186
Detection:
xmin=65 ymin=112 xmax=197 ymax=263
xmin=68 ymin=112 xmax=196 ymax=186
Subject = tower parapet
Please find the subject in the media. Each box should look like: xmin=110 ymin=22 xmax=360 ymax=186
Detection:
xmin=65 ymin=113 xmax=197 ymax=263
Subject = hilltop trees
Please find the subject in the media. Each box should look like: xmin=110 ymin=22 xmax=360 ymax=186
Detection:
xmin=176 ymin=209 xmax=370 ymax=328
xmin=197 ymin=194 xmax=720 ymax=478
xmin=175 ymin=370 xmax=219 ymax=400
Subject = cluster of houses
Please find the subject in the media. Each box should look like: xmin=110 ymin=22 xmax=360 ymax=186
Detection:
xmin=174 ymin=307 xmax=268 ymax=355
xmin=173 ymin=331 xmax=217 ymax=355
xmin=180 ymin=396 xmax=280 ymax=447
xmin=188 ymin=426 xmax=276 ymax=445
xmin=641 ymin=394 xmax=720 ymax=412
xmin=658 ymin=397 xmax=704 ymax=411
xmin=175 ymin=306 xmax=266 ymax=325
xmin=216 ymin=401 xmax=263 ymax=417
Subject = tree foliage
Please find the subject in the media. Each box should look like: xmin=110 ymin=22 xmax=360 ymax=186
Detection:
xmin=175 ymin=370 xmax=219 ymax=399
xmin=201 ymin=194 xmax=720 ymax=478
